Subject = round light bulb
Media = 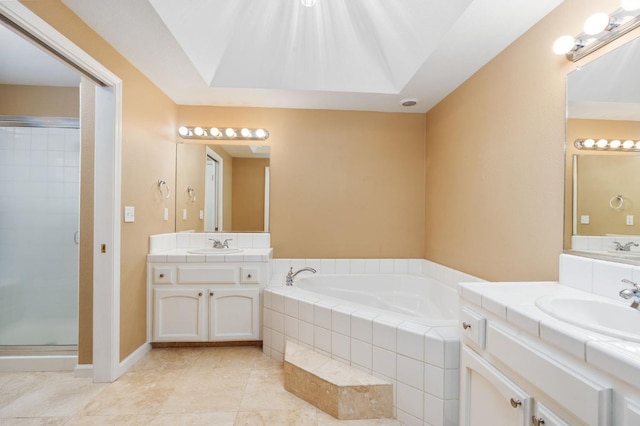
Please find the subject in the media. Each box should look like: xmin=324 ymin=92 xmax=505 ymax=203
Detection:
xmin=255 ymin=129 xmax=266 ymax=139
xmin=596 ymin=138 xmax=608 ymax=148
xmin=610 ymin=139 xmax=621 ymax=149
xmin=584 ymin=13 xmax=611 ymax=35
xmin=194 ymin=127 xmax=204 ymax=136
xmin=635 ymin=141 xmax=640 ymax=149
xmin=225 ymin=128 xmax=236 ymax=138
xmin=622 ymin=0 xmax=640 ymax=11
xmin=583 ymin=139 xmax=595 ymax=148
xmin=623 ymin=140 xmax=635 ymax=149
xmin=210 ymin=127 xmax=221 ymax=137
xmin=552 ymin=35 xmax=576 ymax=54
xmin=300 ymin=0 xmax=317 ymax=7
xmin=240 ymin=128 xmax=251 ymax=138
xmin=178 ymin=126 xmax=189 ymax=136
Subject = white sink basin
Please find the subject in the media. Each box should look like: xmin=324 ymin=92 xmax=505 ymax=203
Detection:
xmin=535 ymin=295 xmax=640 ymax=342
xmin=187 ymin=248 xmax=243 ymax=254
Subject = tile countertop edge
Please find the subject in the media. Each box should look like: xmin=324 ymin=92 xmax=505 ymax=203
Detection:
xmin=459 ymin=281 xmax=640 ymax=380
xmin=147 ymin=248 xmax=273 ymax=263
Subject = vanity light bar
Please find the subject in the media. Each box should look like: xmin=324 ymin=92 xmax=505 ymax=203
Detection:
xmin=178 ymin=126 xmax=269 ymax=141
xmin=575 ymin=138 xmax=640 ymax=151
xmin=553 ymin=5 xmax=640 ymax=61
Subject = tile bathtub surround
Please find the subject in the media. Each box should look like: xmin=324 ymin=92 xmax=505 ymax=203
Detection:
xmin=263 ymin=258 xmax=479 ymax=426
xmin=149 ymin=232 xmax=271 ymax=254
xmin=0 ymin=346 xmax=402 ymax=425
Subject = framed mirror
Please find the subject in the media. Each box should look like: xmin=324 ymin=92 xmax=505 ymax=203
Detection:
xmin=175 ymin=142 xmax=270 ymax=233
xmin=564 ymin=35 xmax=640 ymax=262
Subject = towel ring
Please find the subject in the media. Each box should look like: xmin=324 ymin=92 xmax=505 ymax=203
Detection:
xmin=187 ymin=186 xmax=196 ymax=203
xmin=158 ymin=179 xmax=171 ymax=199
xmin=609 ymin=194 xmax=624 ymax=210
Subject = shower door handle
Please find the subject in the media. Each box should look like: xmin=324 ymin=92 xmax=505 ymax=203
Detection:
xmin=74 ymin=231 xmax=80 ymax=245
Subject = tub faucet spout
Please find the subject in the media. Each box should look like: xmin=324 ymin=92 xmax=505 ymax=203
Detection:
xmin=619 ymin=279 xmax=640 ymax=309
xmin=286 ymin=267 xmax=316 ymax=286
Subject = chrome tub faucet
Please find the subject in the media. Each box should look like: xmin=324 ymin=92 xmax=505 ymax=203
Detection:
xmin=614 ymin=241 xmax=639 ymax=251
xmin=285 ymin=267 xmax=316 ymax=286
xmin=619 ymin=279 xmax=640 ymax=309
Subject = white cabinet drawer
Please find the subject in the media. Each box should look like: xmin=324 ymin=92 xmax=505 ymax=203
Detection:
xmin=177 ymin=266 xmax=238 ymax=284
xmin=486 ymin=324 xmax=611 ymax=425
xmin=240 ymin=267 xmax=260 ymax=284
xmin=461 ymin=307 xmax=486 ymax=349
xmin=152 ymin=266 xmax=175 ymax=284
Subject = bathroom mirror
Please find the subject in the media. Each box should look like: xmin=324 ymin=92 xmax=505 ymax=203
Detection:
xmin=175 ymin=143 xmax=270 ymax=233
xmin=564 ymin=35 xmax=640 ymax=259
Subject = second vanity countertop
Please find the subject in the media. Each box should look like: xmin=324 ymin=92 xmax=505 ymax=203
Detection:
xmin=460 ymin=281 xmax=640 ymax=391
xmin=147 ymin=247 xmax=273 ymax=263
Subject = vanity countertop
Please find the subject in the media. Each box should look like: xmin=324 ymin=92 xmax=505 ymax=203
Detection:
xmin=459 ymin=281 xmax=640 ymax=390
xmin=147 ymin=247 xmax=273 ymax=263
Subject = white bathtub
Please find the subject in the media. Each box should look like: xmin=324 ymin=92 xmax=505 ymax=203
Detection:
xmin=294 ymin=274 xmax=458 ymax=324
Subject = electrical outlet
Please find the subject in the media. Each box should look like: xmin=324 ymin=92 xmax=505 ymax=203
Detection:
xmin=627 ymin=215 xmax=634 ymax=226
xmin=580 ymin=215 xmax=590 ymax=224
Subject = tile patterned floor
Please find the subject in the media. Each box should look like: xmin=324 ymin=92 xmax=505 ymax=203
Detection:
xmin=0 ymin=346 xmax=403 ymax=425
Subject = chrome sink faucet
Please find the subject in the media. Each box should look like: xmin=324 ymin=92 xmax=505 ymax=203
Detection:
xmin=209 ymin=238 xmax=232 ymax=249
xmin=619 ymin=279 xmax=640 ymax=309
xmin=285 ymin=267 xmax=316 ymax=286
xmin=614 ymin=241 xmax=639 ymax=251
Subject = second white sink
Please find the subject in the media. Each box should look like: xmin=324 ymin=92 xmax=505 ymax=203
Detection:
xmin=535 ymin=294 xmax=640 ymax=342
xmin=187 ymin=248 xmax=243 ymax=254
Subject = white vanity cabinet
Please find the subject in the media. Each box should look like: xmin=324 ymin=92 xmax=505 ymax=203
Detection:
xmin=148 ymin=262 xmax=268 ymax=343
xmin=459 ymin=302 xmax=612 ymax=426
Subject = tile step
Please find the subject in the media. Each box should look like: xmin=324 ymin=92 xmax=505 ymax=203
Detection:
xmin=283 ymin=341 xmax=393 ymax=420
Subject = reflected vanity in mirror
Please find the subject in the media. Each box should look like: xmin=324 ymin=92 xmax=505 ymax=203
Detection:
xmin=175 ymin=143 xmax=270 ymax=233
xmin=565 ymin=35 xmax=640 ymax=263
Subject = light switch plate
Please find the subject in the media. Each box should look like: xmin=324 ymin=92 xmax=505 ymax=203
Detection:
xmin=163 ymin=207 xmax=169 ymax=221
xmin=124 ymin=206 xmax=135 ymax=223
xmin=199 ymin=210 xmax=204 ymax=220
xmin=580 ymin=215 xmax=589 ymax=224
xmin=183 ymin=208 xmax=187 ymax=220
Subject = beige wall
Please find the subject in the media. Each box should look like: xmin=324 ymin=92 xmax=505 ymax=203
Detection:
xmin=565 ymin=119 xmax=640 ymax=243
xmin=175 ymin=143 xmax=206 ymax=232
xmin=0 ymin=84 xmax=79 ymax=117
xmin=232 ymin=158 xmax=269 ymax=232
xmin=23 ymin=0 xmax=178 ymax=361
xmin=178 ymin=106 xmax=427 ymax=258
xmin=424 ymin=0 xmax=634 ymax=281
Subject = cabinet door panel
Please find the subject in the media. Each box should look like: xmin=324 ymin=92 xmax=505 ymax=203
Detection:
xmin=461 ymin=346 xmax=532 ymax=426
xmin=208 ymin=288 xmax=259 ymax=341
xmin=534 ymin=402 xmax=570 ymax=426
xmin=153 ymin=288 xmax=206 ymax=341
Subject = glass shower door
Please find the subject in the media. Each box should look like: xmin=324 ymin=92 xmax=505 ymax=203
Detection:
xmin=0 ymin=124 xmax=79 ymax=347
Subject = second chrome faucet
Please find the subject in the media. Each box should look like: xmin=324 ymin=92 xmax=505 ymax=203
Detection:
xmin=285 ymin=267 xmax=316 ymax=286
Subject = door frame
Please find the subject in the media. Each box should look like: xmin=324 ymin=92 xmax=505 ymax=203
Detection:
xmin=0 ymin=1 xmax=123 ymax=382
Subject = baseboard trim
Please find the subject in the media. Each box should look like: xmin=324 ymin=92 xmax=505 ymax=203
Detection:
xmin=118 ymin=342 xmax=151 ymax=376
xmin=74 ymin=363 xmax=93 ymax=378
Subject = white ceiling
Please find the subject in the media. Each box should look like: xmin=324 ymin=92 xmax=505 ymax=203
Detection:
xmin=54 ymin=0 xmax=565 ymax=113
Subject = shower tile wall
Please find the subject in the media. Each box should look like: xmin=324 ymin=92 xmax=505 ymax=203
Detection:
xmin=0 ymin=126 xmax=79 ymax=346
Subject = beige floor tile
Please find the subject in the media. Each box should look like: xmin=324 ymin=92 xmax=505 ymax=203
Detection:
xmin=0 ymin=418 xmax=70 ymax=425
xmin=234 ymin=409 xmax=318 ymax=426
xmin=0 ymin=346 xmax=406 ymax=426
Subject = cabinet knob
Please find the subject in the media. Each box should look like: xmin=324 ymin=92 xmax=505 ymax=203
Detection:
xmin=462 ymin=322 xmax=471 ymax=330
xmin=531 ymin=416 xmax=545 ymax=426
xmin=159 ymin=273 xmax=164 ymax=278
xmin=247 ymin=274 xmax=252 ymax=279
xmin=198 ymin=292 xmax=203 ymax=296
xmin=510 ymin=398 xmax=522 ymax=408
xmin=210 ymin=291 xmax=214 ymax=296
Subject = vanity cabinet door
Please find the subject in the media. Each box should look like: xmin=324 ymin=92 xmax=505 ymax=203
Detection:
xmin=208 ymin=287 xmax=259 ymax=341
xmin=153 ymin=288 xmax=206 ymax=341
xmin=533 ymin=402 xmax=570 ymax=426
xmin=460 ymin=346 xmax=533 ymax=426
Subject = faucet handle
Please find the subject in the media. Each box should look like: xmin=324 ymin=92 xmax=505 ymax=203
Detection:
xmin=622 ymin=278 xmax=640 ymax=290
